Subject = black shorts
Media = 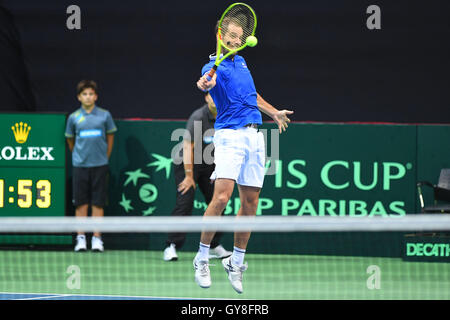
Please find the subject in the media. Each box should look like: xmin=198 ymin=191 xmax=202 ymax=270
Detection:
xmin=72 ymin=165 xmax=109 ymax=207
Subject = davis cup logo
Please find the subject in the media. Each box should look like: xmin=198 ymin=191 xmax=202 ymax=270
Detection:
xmin=119 ymin=153 xmax=172 ymax=216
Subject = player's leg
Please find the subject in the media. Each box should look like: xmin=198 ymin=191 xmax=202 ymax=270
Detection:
xmin=90 ymin=165 xmax=109 ymax=252
xmin=91 ymin=205 xmax=104 ymax=234
xmin=197 ymin=168 xmax=232 ymax=259
xmin=197 ymin=128 xmax=243 ymax=249
xmin=164 ymin=163 xmax=196 ymax=261
xmin=222 ymin=127 xmax=265 ymax=293
xmin=234 ymin=184 xmax=261 ymax=250
xmin=193 ymin=177 xmax=234 ymax=288
xmin=194 ymin=128 xmax=243 ymax=289
xmin=222 ymin=185 xmax=260 ymax=294
xmin=198 ymin=178 xmax=235 ymax=253
xmin=232 ymin=127 xmax=265 ymax=254
xmin=73 ymin=167 xmax=90 ymax=252
xmin=91 ymin=205 xmax=105 ymax=252
xmin=74 ymin=204 xmax=88 ymax=251
xmin=75 ymin=204 xmax=89 ymax=218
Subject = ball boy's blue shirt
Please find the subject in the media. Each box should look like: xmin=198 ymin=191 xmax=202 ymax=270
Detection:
xmin=65 ymin=106 xmax=117 ymax=167
xmin=201 ymin=54 xmax=262 ymax=130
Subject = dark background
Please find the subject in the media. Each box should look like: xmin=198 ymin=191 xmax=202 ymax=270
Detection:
xmin=0 ymin=0 xmax=449 ymax=123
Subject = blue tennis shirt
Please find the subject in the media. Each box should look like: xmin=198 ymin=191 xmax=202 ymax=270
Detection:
xmin=202 ymin=54 xmax=262 ymax=130
xmin=65 ymin=106 xmax=117 ymax=167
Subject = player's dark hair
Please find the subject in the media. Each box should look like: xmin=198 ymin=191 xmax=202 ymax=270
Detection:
xmin=77 ymin=80 xmax=98 ymax=95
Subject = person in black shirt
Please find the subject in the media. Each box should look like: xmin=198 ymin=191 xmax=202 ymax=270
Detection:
xmin=163 ymin=93 xmax=231 ymax=261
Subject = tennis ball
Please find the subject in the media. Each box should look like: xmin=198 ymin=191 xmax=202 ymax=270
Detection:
xmin=246 ymin=35 xmax=258 ymax=47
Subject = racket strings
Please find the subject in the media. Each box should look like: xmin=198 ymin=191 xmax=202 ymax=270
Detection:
xmin=220 ymin=4 xmax=255 ymax=51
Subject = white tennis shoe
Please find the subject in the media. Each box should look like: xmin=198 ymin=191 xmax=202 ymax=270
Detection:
xmin=91 ymin=236 xmax=104 ymax=252
xmin=74 ymin=235 xmax=87 ymax=252
xmin=163 ymin=243 xmax=178 ymax=261
xmin=193 ymin=258 xmax=211 ymax=289
xmin=209 ymin=245 xmax=232 ymax=259
xmin=222 ymin=256 xmax=248 ymax=294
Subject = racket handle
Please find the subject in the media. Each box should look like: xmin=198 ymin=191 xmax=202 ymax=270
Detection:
xmin=202 ymin=66 xmax=217 ymax=92
xmin=206 ymin=68 xmax=216 ymax=81
xmin=206 ymin=65 xmax=218 ymax=81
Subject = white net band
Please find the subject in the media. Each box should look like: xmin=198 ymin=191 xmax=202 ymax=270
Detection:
xmin=1 ymin=214 xmax=449 ymax=233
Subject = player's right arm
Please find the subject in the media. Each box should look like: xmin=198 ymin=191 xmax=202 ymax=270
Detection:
xmin=65 ymin=113 xmax=76 ymax=152
xmin=178 ymin=109 xmax=202 ymax=195
xmin=66 ymin=138 xmax=75 ymax=152
xmin=178 ymin=140 xmax=196 ymax=195
xmin=197 ymin=72 xmax=217 ymax=92
xmin=182 ymin=140 xmax=194 ymax=176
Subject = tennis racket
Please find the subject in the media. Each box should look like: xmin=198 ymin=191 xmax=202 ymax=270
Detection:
xmin=205 ymin=2 xmax=258 ymax=81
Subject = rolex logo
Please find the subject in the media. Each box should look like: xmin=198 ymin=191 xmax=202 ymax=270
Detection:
xmin=11 ymin=122 xmax=31 ymax=144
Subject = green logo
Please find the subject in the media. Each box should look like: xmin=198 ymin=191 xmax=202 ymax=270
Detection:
xmin=406 ymin=243 xmax=450 ymax=257
xmin=119 ymin=153 xmax=172 ymax=216
xmin=139 ymin=184 xmax=158 ymax=203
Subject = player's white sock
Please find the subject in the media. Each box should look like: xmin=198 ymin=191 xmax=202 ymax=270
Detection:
xmin=195 ymin=242 xmax=210 ymax=261
xmin=231 ymin=246 xmax=246 ymax=267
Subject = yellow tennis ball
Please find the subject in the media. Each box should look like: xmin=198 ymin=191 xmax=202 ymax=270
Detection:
xmin=246 ymin=35 xmax=258 ymax=47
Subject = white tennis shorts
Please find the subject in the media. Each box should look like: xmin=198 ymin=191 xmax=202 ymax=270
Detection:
xmin=210 ymin=127 xmax=266 ymax=188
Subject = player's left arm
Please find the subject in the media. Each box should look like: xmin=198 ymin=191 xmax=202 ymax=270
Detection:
xmin=105 ymin=111 xmax=117 ymax=159
xmin=106 ymin=133 xmax=114 ymax=159
xmin=256 ymin=93 xmax=294 ymax=133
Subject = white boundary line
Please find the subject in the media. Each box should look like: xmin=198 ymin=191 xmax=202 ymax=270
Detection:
xmin=0 ymin=292 xmax=241 ymax=301
xmin=16 ymin=294 xmax=71 ymax=300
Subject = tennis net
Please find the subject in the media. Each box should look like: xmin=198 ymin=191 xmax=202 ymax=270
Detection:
xmin=0 ymin=214 xmax=449 ymax=300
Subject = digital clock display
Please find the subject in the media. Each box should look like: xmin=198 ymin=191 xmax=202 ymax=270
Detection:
xmin=0 ymin=179 xmax=51 ymax=208
xmin=0 ymin=113 xmax=66 ymax=217
xmin=0 ymin=167 xmax=65 ymax=215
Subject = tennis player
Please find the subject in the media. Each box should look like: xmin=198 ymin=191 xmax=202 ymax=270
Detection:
xmin=193 ymin=20 xmax=293 ymax=293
